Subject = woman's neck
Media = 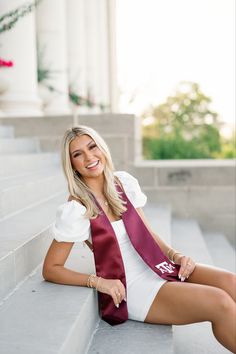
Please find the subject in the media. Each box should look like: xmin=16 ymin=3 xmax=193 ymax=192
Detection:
xmin=83 ymin=174 xmax=105 ymax=196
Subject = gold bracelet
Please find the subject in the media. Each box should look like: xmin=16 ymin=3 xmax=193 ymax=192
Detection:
xmin=167 ymin=248 xmax=182 ymax=263
xmin=86 ymin=274 xmax=92 ymax=287
xmin=167 ymin=248 xmax=176 ymax=262
xmin=95 ymin=276 xmax=101 ymax=291
xmin=172 ymin=252 xmax=182 ymax=263
xmin=167 ymin=248 xmax=173 ymax=259
xmin=90 ymin=274 xmax=97 ymax=288
xmin=87 ymin=274 xmax=97 ymax=288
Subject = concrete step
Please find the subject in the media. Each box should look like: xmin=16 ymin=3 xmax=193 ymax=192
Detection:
xmin=0 ymin=249 xmax=98 ymax=354
xmin=171 ymin=218 xmax=230 ymax=354
xmin=0 ymin=137 xmax=40 ymax=154
xmin=0 ymin=211 xmax=97 ymax=354
xmin=0 ymin=167 xmax=66 ymax=219
xmin=87 ymin=320 xmax=174 ymax=354
xmin=0 ymin=125 xmax=14 ymax=138
xmin=171 ymin=218 xmax=213 ymax=264
xmin=0 ymin=152 xmax=60 ymax=178
xmin=143 ymin=203 xmax=172 ymax=245
xmin=0 ymin=192 xmax=67 ymax=302
xmin=203 ymin=232 xmax=236 ymax=273
xmin=173 ymin=322 xmax=231 ymax=354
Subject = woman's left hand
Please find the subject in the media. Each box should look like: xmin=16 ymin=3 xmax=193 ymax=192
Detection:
xmin=177 ymin=255 xmax=196 ymax=281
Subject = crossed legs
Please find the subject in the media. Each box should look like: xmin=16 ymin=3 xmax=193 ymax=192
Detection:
xmin=144 ymin=264 xmax=236 ymax=353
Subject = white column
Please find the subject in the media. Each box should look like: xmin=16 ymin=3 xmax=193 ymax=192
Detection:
xmin=36 ymin=0 xmax=71 ymax=115
xmin=66 ymin=0 xmax=116 ymax=115
xmin=0 ymin=0 xmax=42 ymax=117
xmin=96 ymin=0 xmax=110 ymax=112
xmin=83 ymin=0 xmax=118 ymax=113
xmin=66 ymin=0 xmax=88 ymax=114
xmin=84 ymin=0 xmax=101 ymax=113
xmin=107 ymin=0 xmax=118 ymax=112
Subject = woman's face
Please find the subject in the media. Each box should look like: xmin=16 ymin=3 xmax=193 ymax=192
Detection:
xmin=69 ymin=134 xmax=106 ymax=179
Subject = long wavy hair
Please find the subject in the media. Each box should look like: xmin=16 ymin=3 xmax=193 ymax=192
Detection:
xmin=61 ymin=125 xmax=127 ymax=219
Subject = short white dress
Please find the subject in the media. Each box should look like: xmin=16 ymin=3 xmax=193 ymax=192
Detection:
xmin=52 ymin=171 xmax=167 ymax=322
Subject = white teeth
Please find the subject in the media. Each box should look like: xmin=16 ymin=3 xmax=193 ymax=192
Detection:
xmin=87 ymin=161 xmax=99 ymax=168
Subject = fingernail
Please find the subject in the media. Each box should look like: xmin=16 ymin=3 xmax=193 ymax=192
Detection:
xmin=124 ymin=297 xmax=127 ymax=302
xmin=181 ymin=277 xmax=185 ymax=282
xmin=178 ymin=274 xmax=181 ymax=279
xmin=116 ymin=304 xmax=119 ymax=308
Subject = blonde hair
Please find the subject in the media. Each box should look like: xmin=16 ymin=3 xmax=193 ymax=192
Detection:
xmin=61 ymin=125 xmax=127 ymax=219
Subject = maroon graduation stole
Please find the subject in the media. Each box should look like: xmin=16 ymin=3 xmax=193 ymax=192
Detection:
xmin=90 ymin=182 xmax=181 ymax=326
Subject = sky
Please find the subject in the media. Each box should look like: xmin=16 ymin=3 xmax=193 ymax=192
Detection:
xmin=116 ymin=0 xmax=235 ymax=129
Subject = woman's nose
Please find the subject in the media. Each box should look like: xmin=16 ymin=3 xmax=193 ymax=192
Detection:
xmin=84 ymin=150 xmax=93 ymax=161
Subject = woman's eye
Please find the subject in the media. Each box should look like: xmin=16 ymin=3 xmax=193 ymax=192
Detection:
xmin=73 ymin=153 xmax=81 ymax=158
xmin=72 ymin=145 xmax=97 ymax=158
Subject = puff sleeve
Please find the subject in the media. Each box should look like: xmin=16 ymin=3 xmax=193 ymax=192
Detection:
xmin=114 ymin=171 xmax=147 ymax=208
xmin=52 ymin=200 xmax=90 ymax=242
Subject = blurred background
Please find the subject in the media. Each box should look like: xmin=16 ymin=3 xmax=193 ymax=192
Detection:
xmin=0 ymin=0 xmax=235 ymax=160
xmin=117 ymin=0 xmax=235 ymax=160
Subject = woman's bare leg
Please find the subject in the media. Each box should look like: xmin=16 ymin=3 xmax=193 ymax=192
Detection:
xmin=144 ymin=267 xmax=236 ymax=353
xmin=186 ymin=263 xmax=236 ymax=302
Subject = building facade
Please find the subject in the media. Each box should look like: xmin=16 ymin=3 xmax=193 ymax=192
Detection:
xmin=0 ymin=0 xmax=117 ymax=117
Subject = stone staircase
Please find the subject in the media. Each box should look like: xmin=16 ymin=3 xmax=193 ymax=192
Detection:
xmin=171 ymin=219 xmax=234 ymax=354
xmin=0 ymin=125 xmax=235 ymax=354
xmin=0 ymin=125 xmax=66 ymax=302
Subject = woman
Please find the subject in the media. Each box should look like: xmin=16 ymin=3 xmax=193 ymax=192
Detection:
xmin=43 ymin=126 xmax=236 ymax=353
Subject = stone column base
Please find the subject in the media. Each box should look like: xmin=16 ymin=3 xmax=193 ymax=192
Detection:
xmin=0 ymin=93 xmax=43 ymax=117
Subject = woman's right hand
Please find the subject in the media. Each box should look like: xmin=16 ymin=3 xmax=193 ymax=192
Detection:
xmin=95 ymin=277 xmax=126 ymax=308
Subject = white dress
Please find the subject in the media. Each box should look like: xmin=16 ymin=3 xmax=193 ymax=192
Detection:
xmin=52 ymin=171 xmax=167 ymax=322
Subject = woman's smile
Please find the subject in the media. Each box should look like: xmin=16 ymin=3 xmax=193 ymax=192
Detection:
xmin=86 ymin=160 xmax=99 ymax=170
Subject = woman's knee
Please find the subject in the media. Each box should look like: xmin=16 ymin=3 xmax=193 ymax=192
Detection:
xmin=216 ymin=271 xmax=236 ymax=302
xmin=210 ymin=287 xmax=234 ymax=321
xmin=222 ymin=272 xmax=236 ymax=290
xmin=190 ymin=286 xmax=234 ymax=323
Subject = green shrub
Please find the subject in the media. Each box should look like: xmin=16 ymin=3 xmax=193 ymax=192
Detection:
xmin=142 ymin=81 xmax=234 ymax=159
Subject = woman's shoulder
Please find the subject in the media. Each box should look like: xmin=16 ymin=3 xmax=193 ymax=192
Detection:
xmin=52 ymin=198 xmax=90 ymax=243
xmin=114 ymin=170 xmax=138 ymax=184
xmin=57 ymin=197 xmax=87 ymax=217
xmin=114 ymin=171 xmax=147 ymax=208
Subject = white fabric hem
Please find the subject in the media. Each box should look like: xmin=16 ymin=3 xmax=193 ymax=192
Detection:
xmin=128 ymin=280 xmax=167 ymax=322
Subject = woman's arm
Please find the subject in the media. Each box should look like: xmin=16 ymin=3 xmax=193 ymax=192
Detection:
xmin=42 ymin=239 xmax=126 ymax=307
xmin=42 ymin=239 xmax=90 ymax=286
xmin=136 ymin=207 xmax=196 ymax=279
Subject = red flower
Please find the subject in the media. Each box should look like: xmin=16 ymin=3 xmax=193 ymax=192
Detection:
xmin=0 ymin=58 xmax=14 ymax=68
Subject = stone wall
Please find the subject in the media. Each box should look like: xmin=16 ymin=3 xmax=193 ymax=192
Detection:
xmin=0 ymin=114 xmax=138 ymax=171
xmin=131 ymin=160 xmax=235 ymax=245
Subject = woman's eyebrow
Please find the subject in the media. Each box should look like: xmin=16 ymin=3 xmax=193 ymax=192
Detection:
xmin=71 ymin=140 xmax=94 ymax=155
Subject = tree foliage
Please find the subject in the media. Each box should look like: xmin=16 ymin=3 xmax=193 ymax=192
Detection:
xmin=142 ymin=81 xmax=228 ymax=159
